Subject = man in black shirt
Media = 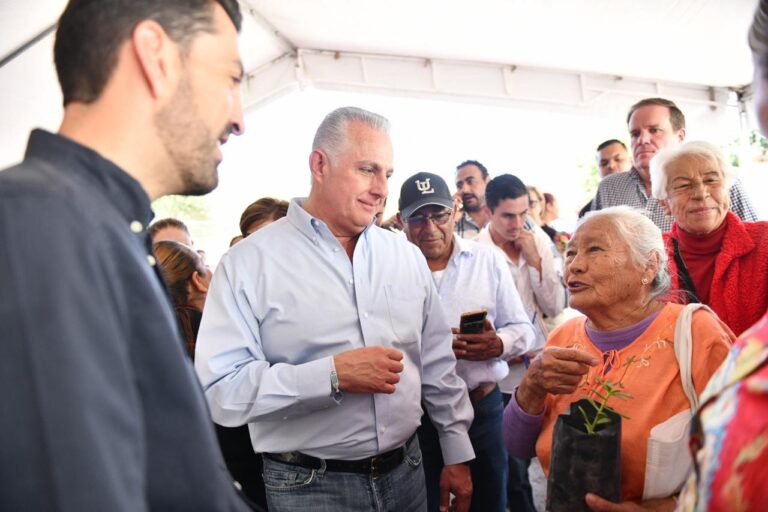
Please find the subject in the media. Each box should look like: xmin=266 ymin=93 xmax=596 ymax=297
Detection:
xmin=0 ymin=1 xmax=253 ymax=510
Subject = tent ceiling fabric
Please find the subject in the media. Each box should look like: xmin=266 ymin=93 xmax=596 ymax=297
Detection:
xmin=0 ymin=0 xmax=758 ymax=167
xmin=243 ymin=0 xmax=756 ymax=87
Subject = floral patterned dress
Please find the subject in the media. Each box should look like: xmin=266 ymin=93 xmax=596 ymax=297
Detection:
xmin=678 ymin=312 xmax=768 ymax=511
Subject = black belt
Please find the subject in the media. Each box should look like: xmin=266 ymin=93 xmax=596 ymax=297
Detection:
xmin=264 ymin=435 xmax=414 ymax=476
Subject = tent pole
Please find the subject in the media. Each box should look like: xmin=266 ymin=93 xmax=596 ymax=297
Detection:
xmin=0 ymin=23 xmax=57 ymax=70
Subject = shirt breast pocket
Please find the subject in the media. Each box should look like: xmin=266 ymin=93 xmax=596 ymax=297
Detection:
xmin=384 ymin=284 xmax=424 ymax=344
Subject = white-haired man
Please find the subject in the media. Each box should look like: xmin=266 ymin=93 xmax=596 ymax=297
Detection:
xmin=196 ymin=107 xmax=475 ymax=512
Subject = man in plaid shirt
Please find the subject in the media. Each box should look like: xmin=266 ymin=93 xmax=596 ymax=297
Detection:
xmin=591 ymin=97 xmax=758 ymax=230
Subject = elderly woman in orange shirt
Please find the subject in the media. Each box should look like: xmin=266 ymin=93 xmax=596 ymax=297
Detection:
xmin=650 ymin=140 xmax=768 ymax=336
xmin=502 ymin=206 xmax=734 ymax=510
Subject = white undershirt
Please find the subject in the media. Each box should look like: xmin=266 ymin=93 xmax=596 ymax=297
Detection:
xmin=431 ymin=269 xmax=446 ymax=288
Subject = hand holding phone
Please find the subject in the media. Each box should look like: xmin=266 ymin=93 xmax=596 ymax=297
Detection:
xmin=455 ymin=312 xmax=502 ymax=361
xmin=459 ymin=310 xmax=487 ymax=334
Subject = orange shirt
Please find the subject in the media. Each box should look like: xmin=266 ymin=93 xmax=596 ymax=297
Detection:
xmin=535 ymin=303 xmax=733 ymax=501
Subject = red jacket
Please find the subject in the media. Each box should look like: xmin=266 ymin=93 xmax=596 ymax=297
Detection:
xmin=664 ymin=211 xmax=768 ymax=336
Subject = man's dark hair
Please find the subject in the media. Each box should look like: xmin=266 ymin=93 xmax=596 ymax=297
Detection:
xmin=54 ymin=0 xmax=242 ymax=106
xmin=626 ymin=98 xmax=686 ymax=132
xmin=149 ymin=217 xmax=190 ymax=240
xmin=484 ymin=174 xmax=528 ymax=212
xmin=456 ymin=160 xmax=489 ymax=179
xmin=596 ymin=139 xmax=627 ymax=152
xmin=750 ymin=0 xmax=768 ymax=70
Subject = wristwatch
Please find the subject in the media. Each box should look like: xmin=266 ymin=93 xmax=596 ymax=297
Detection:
xmin=330 ymin=366 xmax=343 ymax=403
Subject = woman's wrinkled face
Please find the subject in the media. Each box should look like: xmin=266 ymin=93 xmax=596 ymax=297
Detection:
xmin=661 ymin=154 xmax=729 ymax=236
xmin=564 ymin=217 xmax=647 ymax=315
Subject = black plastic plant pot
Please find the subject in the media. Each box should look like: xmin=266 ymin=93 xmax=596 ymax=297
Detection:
xmin=546 ymin=398 xmax=622 ymax=512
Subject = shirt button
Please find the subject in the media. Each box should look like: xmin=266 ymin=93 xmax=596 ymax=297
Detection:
xmin=333 ymin=248 xmax=339 ymax=252
xmin=147 ymin=255 xmax=156 ymax=266
xmin=130 ymin=220 xmax=143 ymax=233
xmin=380 ymin=426 xmax=386 ymax=433
xmin=364 ymin=312 xmax=369 ymax=318
xmin=349 ymin=279 xmax=354 ymax=285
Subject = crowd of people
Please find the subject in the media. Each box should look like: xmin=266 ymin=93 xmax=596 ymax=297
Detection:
xmin=2 ymin=0 xmax=768 ymax=511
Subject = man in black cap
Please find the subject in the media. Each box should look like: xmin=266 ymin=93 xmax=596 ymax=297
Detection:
xmin=399 ymin=172 xmax=536 ymax=512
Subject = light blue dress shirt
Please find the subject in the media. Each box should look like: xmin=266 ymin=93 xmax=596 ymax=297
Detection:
xmin=434 ymin=235 xmax=537 ymax=391
xmin=195 ymin=199 xmax=474 ymax=464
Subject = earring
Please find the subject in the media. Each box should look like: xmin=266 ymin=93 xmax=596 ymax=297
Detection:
xmin=641 ymin=277 xmax=649 ymax=285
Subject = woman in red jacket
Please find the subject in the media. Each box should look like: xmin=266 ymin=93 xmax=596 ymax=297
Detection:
xmin=650 ymin=140 xmax=768 ymax=336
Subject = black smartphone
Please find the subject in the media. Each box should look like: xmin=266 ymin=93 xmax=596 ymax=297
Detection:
xmin=459 ymin=310 xmax=487 ymax=334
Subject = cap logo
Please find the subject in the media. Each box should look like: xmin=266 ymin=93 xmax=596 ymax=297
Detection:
xmin=415 ymin=178 xmax=434 ymax=194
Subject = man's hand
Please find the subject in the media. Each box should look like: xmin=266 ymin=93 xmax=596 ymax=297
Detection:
xmin=513 ymin=230 xmax=542 ymax=274
xmin=452 ymin=193 xmax=464 ymax=221
xmin=451 ymin=319 xmax=502 ymax=361
xmin=380 ymin=214 xmax=403 ymax=231
xmin=439 ymin=463 xmax=472 ymax=512
xmin=333 ymin=347 xmax=404 ymax=394
xmin=585 ymin=493 xmax=678 ymax=512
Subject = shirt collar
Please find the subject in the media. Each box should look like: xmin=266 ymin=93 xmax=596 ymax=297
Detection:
xmin=287 ymin=197 xmax=374 ymax=244
xmin=287 ymin=198 xmax=322 ymax=241
xmin=460 ymin=210 xmax=481 ymax=229
xmin=25 ymin=129 xmax=153 ymax=227
xmin=476 ymin=225 xmax=493 ymax=244
xmin=451 ymin=233 xmax=474 ymax=262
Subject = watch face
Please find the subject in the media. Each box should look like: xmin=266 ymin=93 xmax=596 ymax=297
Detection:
xmin=331 ymin=370 xmax=343 ymax=403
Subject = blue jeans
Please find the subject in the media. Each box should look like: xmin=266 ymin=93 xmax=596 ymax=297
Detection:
xmin=263 ymin=436 xmax=427 ymax=512
xmin=418 ymin=386 xmax=508 ymax=512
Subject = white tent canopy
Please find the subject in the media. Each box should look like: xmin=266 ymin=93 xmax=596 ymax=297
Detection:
xmin=1 ymin=0 xmax=764 ymax=261
xmin=1 ymin=0 xmax=760 ymax=166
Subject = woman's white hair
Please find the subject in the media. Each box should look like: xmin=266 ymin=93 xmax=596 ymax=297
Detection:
xmin=649 ymin=140 xmax=736 ymax=200
xmin=312 ymin=106 xmax=390 ymax=164
xmin=578 ymin=206 xmax=671 ymax=300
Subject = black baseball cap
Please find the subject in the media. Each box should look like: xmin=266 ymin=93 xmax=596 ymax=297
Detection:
xmin=398 ymin=172 xmax=454 ymax=220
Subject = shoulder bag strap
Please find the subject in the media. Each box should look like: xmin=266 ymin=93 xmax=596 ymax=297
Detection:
xmin=671 ymin=238 xmax=700 ymax=304
xmin=674 ymin=303 xmax=715 ymax=410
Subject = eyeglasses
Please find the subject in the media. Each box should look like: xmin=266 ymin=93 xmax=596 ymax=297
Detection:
xmin=406 ymin=209 xmax=453 ymax=227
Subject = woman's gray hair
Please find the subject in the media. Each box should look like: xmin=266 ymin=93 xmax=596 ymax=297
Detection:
xmin=579 ymin=206 xmax=671 ymax=300
xmin=312 ymin=106 xmax=390 ymax=164
xmin=649 ymin=141 xmax=736 ymax=200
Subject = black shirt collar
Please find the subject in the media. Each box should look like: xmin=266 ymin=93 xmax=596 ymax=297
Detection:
xmin=25 ymin=129 xmax=154 ymax=228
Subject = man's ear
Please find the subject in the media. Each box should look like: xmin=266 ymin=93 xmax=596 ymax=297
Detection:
xmin=659 ymin=199 xmax=672 ymax=216
xmin=482 ymin=204 xmax=491 ymax=217
xmin=131 ymin=19 xmax=179 ymax=100
xmin=677 ymin=128 xmax=686 ymax=143
xmin=398 ymin=213 xmax=414 ymax=242
xmin=309 ymin=150 xmax=330 ymax=184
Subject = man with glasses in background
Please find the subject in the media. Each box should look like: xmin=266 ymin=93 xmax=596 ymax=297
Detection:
xmin=399 ymin=172 xmax=536 ymax=512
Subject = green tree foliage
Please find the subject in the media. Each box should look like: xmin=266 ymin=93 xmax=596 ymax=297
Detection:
xmin=151 ymin=195 xmax=210 ymax=221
